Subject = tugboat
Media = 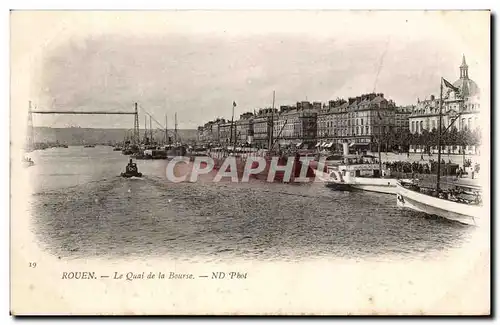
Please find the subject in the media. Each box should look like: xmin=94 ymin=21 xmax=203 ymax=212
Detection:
xmin=22 ymin=156 xmax=35 ymax=168
xmin=120 ymin=159 xmax=143 ymax=178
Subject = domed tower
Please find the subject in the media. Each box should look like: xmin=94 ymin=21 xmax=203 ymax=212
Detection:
xmin=459 ymin=54 xmax=469 ymax=79
xmin=452 ymin=55 xmax=480 ymax=98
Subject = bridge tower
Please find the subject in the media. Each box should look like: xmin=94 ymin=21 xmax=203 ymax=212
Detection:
xmin=26 ymin=101 xmax=34 ymax=151
xmin=133 ymin=102 xmax=140 ymax=145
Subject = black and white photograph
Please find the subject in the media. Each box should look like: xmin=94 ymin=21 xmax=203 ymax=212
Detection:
xmin=9 ymin=10 xmax=490 ymax=315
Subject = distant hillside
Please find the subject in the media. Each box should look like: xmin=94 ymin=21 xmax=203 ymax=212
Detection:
xmin=33 ymin=127 xmax=198 ymax=145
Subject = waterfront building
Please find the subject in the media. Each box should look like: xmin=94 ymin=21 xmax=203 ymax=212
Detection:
xmin=344 ymin=93 xmax=397 ymax=151
xmin=317 ymin=99 xmax=348 ymax=150
xmin=200 ymin=121 xmax=214 ymax=145
xmin=409 ymin=55 xmax=481 ymax=154
xmin=198 ymin=118 xmax=227 ymax=145
xmin=395 ymin=105 xmax=413 ymax=133
xmin=197 ymin=126 xmax=204 ymax=143
xmin=218 ymin=121 xmax=235 ymax=145
xmin=315 ymin=93 xmax=397 ymax=152
xmin=235 ymin=112 xmax=254 ymax=145
xmin=253 ymin=108 xmax=276 ymax=148
xmin=273 ymin=102 xmax=318 ymax=149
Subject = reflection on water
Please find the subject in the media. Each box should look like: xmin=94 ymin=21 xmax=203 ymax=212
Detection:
xmin=26 ymin=146 xmax=473 ymax=261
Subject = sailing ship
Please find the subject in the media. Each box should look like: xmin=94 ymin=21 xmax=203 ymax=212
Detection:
xmin=126 ymin=112 xmax=185 ymax=159
xmin=209 ymin=92 xmax=318 ymax=182
xmin=395 ymin=77 xmax=484 ymax=226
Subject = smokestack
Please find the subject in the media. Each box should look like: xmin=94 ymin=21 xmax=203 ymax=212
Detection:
xmin=343 ymin=142 xmax=349 ymax=156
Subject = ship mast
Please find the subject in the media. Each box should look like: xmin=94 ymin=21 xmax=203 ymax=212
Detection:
xmin=144 ymin=115 xmax=147 ymax=143
xmin=373 ymin=37 xmax=389 ymax=177
xmin=150 ymin=116 xmax=153 ymax=144
xmin=229 ymin=102 xmax=235 ymax=151
xmin=165 ymin=114 xmax=168 ymax=144
xmin=233 ymin=111 xmax=238 ymax=151
xmin=379 ymin=120 xmax=383 ymax=174
xmin=268 ymin=91 xmax=275 ymax=150
xmin=436 ymin=78 xmax=444 ymax=193
xmin=174 ymin=112 xmax=178 ymax=144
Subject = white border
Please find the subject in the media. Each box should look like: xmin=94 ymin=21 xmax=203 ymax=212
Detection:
xmin=2 ymin=1 xmax=498 ymax=323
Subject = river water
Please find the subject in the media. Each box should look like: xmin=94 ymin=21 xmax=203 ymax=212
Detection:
xmin=25 ymin=146 xmax=474 ymax=262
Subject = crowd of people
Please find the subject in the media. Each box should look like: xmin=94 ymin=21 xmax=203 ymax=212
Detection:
xmin=385 ymin=158 xmax=480 ymax=178
xmin=384 ymin=161 xmax=433 ymax=174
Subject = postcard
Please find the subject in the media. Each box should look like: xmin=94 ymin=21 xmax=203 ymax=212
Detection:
xmin=10 ymin=10 xmax=490 ymax=315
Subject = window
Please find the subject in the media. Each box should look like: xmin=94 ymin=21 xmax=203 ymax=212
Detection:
xmin=366 ymin=126 xmax=369 ymax=134
xmin=361 ymin=119 xmax=363 ymax=126
xmin=419 ymin=121 xmax=423 ymax=132
xmin=468 ymin=118 xmax=471 ymax=129
xmin=411 ymin=121 xmax=415 ymax=133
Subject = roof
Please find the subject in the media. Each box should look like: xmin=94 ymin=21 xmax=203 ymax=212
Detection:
xmin=452 ymin=78 xmax=480 ymax=97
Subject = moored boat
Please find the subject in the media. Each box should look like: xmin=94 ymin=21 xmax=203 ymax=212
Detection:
xmin=319 ymin=170 xmax=353 ymax=191
xmin=210 ymin=148 xmax=317 ymax=183
xmin=395 ymin=76 xmax=486 ymax=226
xmin=313 ymin=150 xmax=415 ymax=193
xmin=395 ymin=180 xmax=483 ymax=226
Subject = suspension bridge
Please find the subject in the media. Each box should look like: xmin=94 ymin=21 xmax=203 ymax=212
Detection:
xmin=26 ymin=101 xmax=178 ymax=150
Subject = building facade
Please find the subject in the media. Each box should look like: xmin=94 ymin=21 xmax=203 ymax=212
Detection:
xmin=252 ymin=108 xmax=276 ymax=148
xmin=317 ymin=99 xmax=348 ymax=149
xmin=395 ymin=105 xmax=413 ymax=133
xmin=314 ymin=93 xmax=397 ymax=151
xmin=409 ymin=55 xmax=481 ymax=153
xmin=273 ymin=102 xmax=318 ymax=148
xmin=235 ymin=112 xmax=254 ymax=145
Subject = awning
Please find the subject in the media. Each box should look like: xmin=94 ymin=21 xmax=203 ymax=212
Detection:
xmin=326 ymin=142 xmax=334 ymax=148
xmin=315 ymin=142 xmax=321 ymax=147
xmin=296 ymin=142 xmax=303 ymax=147
xmin=350 ymin=143 xmax=370 ymax=148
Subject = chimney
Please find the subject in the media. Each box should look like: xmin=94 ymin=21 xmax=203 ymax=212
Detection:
xmin=356 ymin=96 xmax=361 ymax=102
xmin=348 ymin=97 xmax=355 ymax=105
xmin=430 ymin=95 xmax=435 ymax=101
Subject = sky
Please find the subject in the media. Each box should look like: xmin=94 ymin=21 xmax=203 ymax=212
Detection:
xmin=12 ymin=11 xmax=490 ymax=129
